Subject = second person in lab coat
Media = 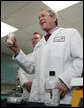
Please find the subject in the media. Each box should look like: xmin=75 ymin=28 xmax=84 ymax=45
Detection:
xmin=18 ymin=32 xmax=42 ymax=101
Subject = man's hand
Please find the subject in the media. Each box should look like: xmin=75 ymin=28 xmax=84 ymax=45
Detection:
xmin=25 ymin=81 xmax=32 ymax=92
xmin=58 ymin=80 xmax=69 ymax=98
xmin=5 ymin=36 xmax=20 ymax=53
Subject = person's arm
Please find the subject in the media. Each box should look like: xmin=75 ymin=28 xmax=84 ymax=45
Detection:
xmin=18 ymin=68 xmax=32 ymax=92
xmin=58 ymin=28 xmax=83 ymax=97
xmin=6 ymin=36 xmax=35 ymax=74
xmin=12 ymin=49 xmax=35 ymax=74
xmin=18 ymin=68 xmax=29 ymax=87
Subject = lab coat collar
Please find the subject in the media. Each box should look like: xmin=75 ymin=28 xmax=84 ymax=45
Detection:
xmin=50 ymin=27 xmax=58 ymax=35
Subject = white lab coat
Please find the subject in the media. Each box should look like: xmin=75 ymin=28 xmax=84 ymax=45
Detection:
xmin=12 ymin=28 xmax=83 ymax=104
xmin=18 ymin=52 xmax=36 ymax=100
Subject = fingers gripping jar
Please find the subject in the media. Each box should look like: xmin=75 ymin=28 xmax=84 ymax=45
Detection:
xmin=6 ymin=32 xmax=15 ymax=46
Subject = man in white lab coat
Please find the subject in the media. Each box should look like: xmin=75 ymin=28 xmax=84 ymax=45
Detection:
xmin=6 ymin=9 xmax=83 ymax=105
xmin=17 ymin=32 xmax=42 ymax=101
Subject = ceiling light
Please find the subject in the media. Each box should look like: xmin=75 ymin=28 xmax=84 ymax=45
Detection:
xmin=1 ymin=21 xmax=18 ymax=38
xmin=42 ymin=1 xmax=81 ymax=12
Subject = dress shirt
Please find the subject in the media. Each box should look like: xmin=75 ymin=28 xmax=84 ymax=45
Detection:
xmin=44 ymin=27 xmax=58 ymax=41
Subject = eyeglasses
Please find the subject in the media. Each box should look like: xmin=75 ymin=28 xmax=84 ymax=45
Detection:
xmin=38 ymin=12 xmax=50 ymax=19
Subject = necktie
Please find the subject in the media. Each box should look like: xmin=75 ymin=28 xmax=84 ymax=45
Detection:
xmin=45 ymin=33 xmax=51 ymax=41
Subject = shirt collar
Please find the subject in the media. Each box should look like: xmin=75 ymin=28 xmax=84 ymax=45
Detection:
xmin=50 ymin=27 xmax=58 ymax=35
xmin=44 ymin=27 xmax=58 ymax=41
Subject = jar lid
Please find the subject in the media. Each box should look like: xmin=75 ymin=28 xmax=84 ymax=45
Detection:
xmin=49 ymin=71 xmax=55 ymax=76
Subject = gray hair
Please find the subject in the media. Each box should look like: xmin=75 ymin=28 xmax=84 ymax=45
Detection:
xmin=41 ymin=9 xmax=58 ymax=26
xmin=47 ymin=9 xmax=58 ymax=26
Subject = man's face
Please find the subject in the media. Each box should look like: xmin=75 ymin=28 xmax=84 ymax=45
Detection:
xmin=32 ymin=34 xmax=42 ymax=47
xmin=38 ymin=10 xmax=56 ymax=32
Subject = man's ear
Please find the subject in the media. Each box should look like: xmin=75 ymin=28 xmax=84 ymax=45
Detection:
xmin=53 ymin=15 xmax=57 ymax=23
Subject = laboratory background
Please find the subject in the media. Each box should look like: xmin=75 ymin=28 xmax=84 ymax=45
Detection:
xmin=1 ymin=1 xmax=83 ymax=106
